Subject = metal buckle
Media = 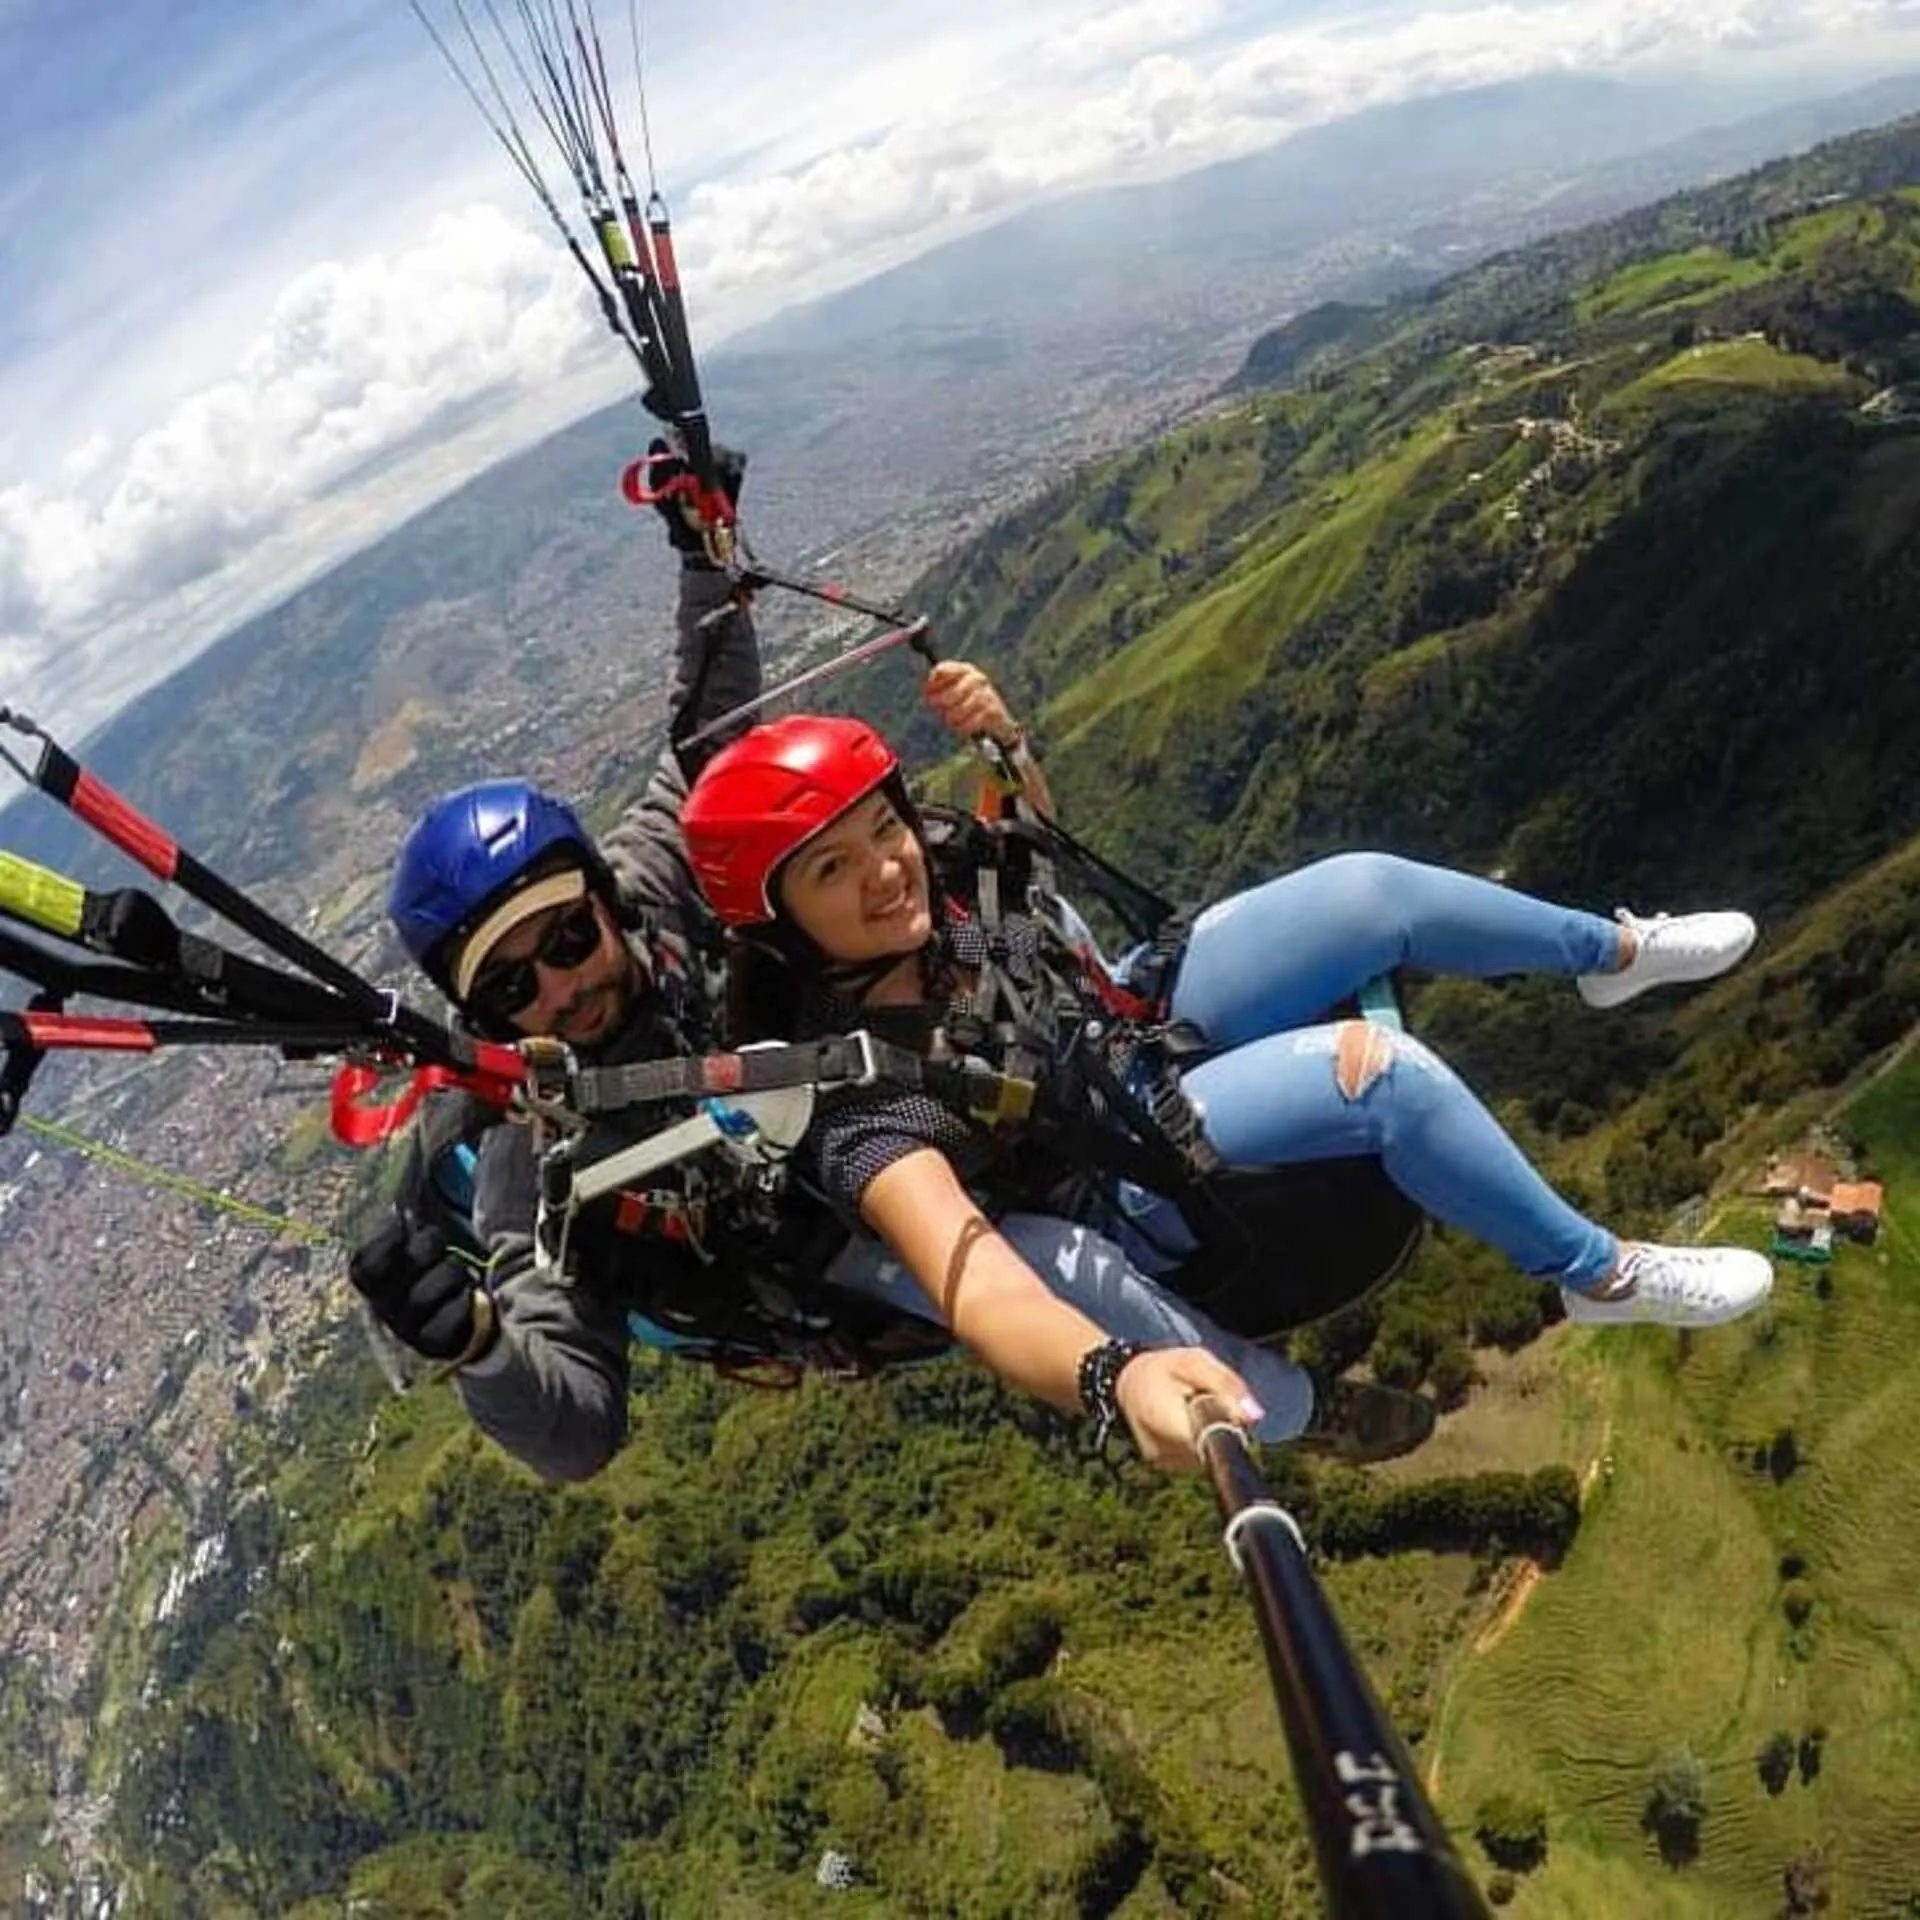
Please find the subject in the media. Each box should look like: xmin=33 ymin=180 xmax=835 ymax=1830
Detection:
xmin=951 ymin=1055 xmax=1034 ymax=1126
xmin=534 ymin=1136 xmax=579 ymax=1281
xmin=846 ymin=1029 xmax=880 ymax=1087
xmin=516 ymin=1035 xmax=581 ymax=1128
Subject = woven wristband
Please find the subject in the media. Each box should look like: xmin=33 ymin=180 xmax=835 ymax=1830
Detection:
xmin=1076 ymin=1337 xmax=1146 ymax=1447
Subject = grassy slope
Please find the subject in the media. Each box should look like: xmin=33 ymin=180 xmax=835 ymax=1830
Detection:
xmin=1426 ymin=1047 xmax=1920 ymax=1917
xmin=1049 ymin=419 xmax=1451 ymax=749
xmin=878 ymin=188 xmax=1920 ymax=1910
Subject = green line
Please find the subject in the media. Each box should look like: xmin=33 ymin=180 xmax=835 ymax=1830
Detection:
xmin=15 ymin=1111 xmax=487 ymax=1275
xmin=17 ymin=1113 xmax=340 ymax=1245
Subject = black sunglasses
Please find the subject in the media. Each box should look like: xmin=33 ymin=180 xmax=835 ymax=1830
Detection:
xmin=466 ymin=897 xmax=604 ymax=1026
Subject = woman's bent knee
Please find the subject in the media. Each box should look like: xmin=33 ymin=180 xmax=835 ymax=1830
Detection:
xmin=1333 ymin=1020 xmax=1397 ymax=1100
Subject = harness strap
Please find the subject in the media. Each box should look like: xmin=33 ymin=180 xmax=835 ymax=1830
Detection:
xmin=74 ymin=887 xmax=363 ymax=1028
xmin=566 ymin=1031 xmax=1038 ymax=1129
xmin=0 ymin=916 xmax=314 ymax=1024
xmin=0 ymin=991 xmax=56 ymax=1137
xmin=1071 ymin=1023 xmax=1223 ymax=1187
xmin=992 ymin=811 xmax=1177 ymax=946
xmin=570 ymin=1034 xmax=879 ymax=1112
xmin=1124 ymin=908 xmax=1194 ymax=1017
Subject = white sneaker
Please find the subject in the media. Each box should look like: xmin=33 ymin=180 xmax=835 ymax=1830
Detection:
xmin=1562 ymin=1243 xmax=1774 ymax=1328
xmin=1576 ymin=908 xmax=1757 ymax=1009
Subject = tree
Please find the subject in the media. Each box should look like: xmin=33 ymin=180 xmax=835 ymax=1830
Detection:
xmin=985 ymin=1680 xmax=1082 ymax=1771
xmin=1428 ymin=1342 xmax=1479 ymax=1411
xmin=1473 ymin=1792 xmax=1548 ymax=1872
xmin=1782 ymin=1847 xmax=1833 ymax=1915
xmin=1642 ymin=1748 xmax=1708 ymax=1867
xmin=977 ymin=1598 xmax=1064 ymax=1688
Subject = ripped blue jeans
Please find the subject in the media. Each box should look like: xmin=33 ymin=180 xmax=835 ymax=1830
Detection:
xmin=824 ymin=853 xmax=1627 ymax=1444
xmin=1116 ymin=852 xmax=1621 ymax=1291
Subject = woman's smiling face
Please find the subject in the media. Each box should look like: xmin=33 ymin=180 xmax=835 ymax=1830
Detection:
xmin=777 ymin=791 xmax=932 ymax=965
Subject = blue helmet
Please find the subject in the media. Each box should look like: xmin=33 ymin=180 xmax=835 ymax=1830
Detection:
xmin=388 ymin=780 xmax=602 ymax=995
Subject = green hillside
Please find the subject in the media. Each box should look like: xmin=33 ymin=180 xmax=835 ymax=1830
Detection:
xmin=63 ymin=113 xmax=1920 ymax=1919
xmin=1431 ymin=1044 xmax=1920 ymax=1919
xmin=893 ymin=125 xmax=1920 ymax=928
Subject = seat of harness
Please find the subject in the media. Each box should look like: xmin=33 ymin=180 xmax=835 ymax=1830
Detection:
xmin=913 ymin=812 xmax=1427 ymax=1340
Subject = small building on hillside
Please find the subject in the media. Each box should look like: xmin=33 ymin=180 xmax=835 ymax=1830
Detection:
xmin=1773 ymin=1216 xmax=1835 ymax=1265
xmin=1759 ymin=1152 xmax=1838 ymax=1202
xmin=1830 ymin=1181 xmax=1885 ymax=1243
xmin=1773 ymin=1192 xmax=1836 ymax=1265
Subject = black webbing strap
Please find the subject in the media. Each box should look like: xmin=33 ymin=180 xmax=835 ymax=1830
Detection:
xmin=76 ymin=888 xmax=362 ymax=1028
xmin=569 ymin=1035 xmax=875 ymax=1111
xmin=565 ymin=1030 xmax=1038 ymax=1128
xmin=1001 ymin=812 xmax=1176 ymax=946
xmin=0 ymin=919 xmax=228 ymax=1020
xmin=0 ymin=990 xmax=55 ymax=1136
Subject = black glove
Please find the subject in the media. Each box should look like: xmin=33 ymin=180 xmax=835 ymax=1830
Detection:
xmin=646 ymin=437 xmax=745 ymax=567
xmin=348 ymin=1210 xmax=494 ymax=1364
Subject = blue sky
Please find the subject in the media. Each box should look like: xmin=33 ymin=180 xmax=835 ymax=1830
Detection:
xmin=4 ymin=0 xmax=1920 ymax=739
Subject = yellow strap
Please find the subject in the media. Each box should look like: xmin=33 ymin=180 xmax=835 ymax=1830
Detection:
xmin=979 ymin=1077 xmax=1036 ymax=1126
xmin=0 ymin=850 xmax=86 ymax=939
xmin=429 ymin=1288 xmax=499 ymax=1382
xmin=599 ymin=215 xmax=636 ymax=270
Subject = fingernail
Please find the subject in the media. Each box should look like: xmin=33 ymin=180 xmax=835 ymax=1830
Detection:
xmin=1239 ymin=1395 xmax=1266 ymax=1423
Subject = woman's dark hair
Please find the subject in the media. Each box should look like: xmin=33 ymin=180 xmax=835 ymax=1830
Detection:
xmin=722 ymin=931 xmax=806 ymax=1043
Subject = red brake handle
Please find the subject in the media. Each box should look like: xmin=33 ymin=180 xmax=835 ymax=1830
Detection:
xmin=618 ymin=452 xmax=736 ymax=526
xmin=329 ymin=1058 xmax=522 ymax=1148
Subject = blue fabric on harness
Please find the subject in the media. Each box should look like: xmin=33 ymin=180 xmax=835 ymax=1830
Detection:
xmin=627 ymin=1311 xmax=713 ymax=1354
xmin=432 ymin=1141 xmax=479 ymax=1218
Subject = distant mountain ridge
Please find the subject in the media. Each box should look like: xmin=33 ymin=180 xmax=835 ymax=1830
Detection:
xmin=729 ymin=71 xmax=1920 ymax=355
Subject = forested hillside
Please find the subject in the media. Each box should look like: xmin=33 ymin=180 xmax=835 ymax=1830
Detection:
xmin=80 ymin=114 xmax=1920 ymax=1918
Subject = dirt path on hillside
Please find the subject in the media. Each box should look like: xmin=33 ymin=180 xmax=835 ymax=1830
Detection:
xmin=1468 ymin=1418 xmax=1613 ymax=1660
xmin=1581 ymin=1420 xmax=1615 ymax=1500
xmin=1429 ymin=1558 xmax=1545 ymax=1794
xmin=1473 ymin=1560 xmax=1543 ymax=1656
xmin=1427 ymin=1413 xmax=1620 ymax=1798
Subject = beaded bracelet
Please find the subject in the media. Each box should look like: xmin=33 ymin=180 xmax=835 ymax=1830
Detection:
xmin=1076 ymin=1337 xmax=1147 ymax=1448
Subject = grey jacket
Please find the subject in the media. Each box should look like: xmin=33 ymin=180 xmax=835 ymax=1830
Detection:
xmin=453 ymin=566 xmax=761 ymax=1481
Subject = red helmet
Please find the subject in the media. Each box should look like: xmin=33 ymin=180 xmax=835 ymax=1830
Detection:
xmin=682 ymin=714 xmax=901 ymax=925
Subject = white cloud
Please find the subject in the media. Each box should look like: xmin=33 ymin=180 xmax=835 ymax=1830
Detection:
xmin=1043 ymin=0 xmax=1223 ymax=72
xmin=5 ymin=0 xmax=1920 ymax=738
xmin=0 ymin=205 xmax=592 ymax=642
xmin=684 ymin=0 xmax=1920 ymax=301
